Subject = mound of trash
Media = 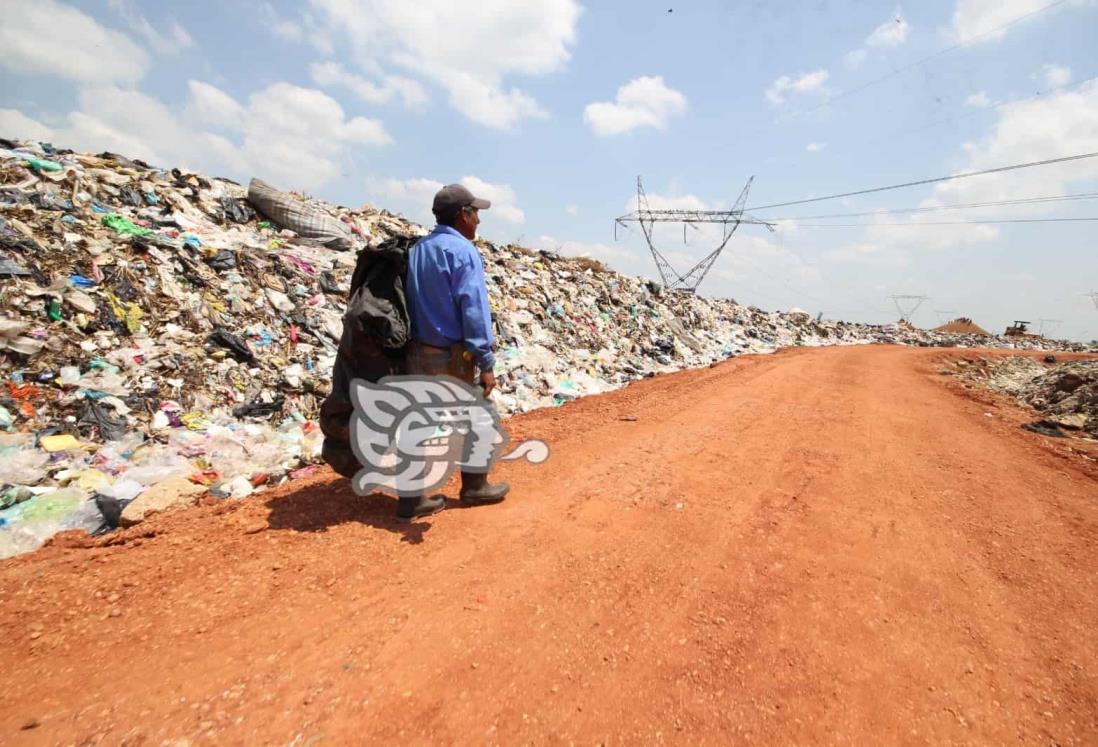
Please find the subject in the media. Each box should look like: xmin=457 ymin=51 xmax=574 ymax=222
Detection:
xmin=933 ymin=317 xmax=991 ymax=336
xmin=953 ymin=357 xmax=1098 ymax=438
xmin=1020 ymin=361 xmax=1098 ymax=436
xmin=0 ymin=138 xmax=1087 ymax=557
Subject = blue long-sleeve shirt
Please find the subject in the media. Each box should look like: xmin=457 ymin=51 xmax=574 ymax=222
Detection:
xmin=406 ymin=225 xmax=495 ymax=370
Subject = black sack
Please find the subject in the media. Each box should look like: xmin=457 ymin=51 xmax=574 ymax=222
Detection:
xmin=341 ymin=234 xmax=417 ymax=353
xmin=320 ymin=234 xmax=420 ymax=477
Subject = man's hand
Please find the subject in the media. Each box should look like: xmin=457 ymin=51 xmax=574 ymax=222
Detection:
xmin=479 ymin=370 xmax=496 ymax=398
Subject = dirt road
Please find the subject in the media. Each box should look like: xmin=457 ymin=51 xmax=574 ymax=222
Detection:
xmin=2 ymin=345 xmax=1097 ymax=745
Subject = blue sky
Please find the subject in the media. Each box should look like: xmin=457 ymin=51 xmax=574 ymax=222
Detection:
xmin=2 ymin=0 xmax=1097 ymax=340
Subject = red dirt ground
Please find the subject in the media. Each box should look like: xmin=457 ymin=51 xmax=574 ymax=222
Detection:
xmin=1 ymin=345 xmax=1097 ymax=745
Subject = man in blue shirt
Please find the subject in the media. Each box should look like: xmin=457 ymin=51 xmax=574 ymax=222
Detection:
xmin=400 ymin=184 xmax=509 ymax=521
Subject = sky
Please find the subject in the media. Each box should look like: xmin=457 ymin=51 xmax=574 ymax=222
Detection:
xmin=1 ymin=0 xmax=1097 ymax=341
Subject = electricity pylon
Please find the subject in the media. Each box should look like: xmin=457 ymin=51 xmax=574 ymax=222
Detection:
xmin=891 ymin=294 xmax=928 ymax=324
xmin=1037 ymin=318 xmax=1063 ymax=337
xmin=614 ymin=177 xmax=775 ymax=293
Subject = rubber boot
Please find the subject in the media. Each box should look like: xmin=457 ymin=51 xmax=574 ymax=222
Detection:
xmin=459 ymin=472 xmax=509 ymax=505
xmin=396 ymin=494 xmax=445 ymax=522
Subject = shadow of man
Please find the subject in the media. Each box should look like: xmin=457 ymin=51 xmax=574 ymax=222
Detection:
xmin=263 ymin=475 xmax=463 ymax=545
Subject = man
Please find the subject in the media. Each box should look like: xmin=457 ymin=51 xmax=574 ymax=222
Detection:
xmin=399 ymin=184 xmax=510 ymax=521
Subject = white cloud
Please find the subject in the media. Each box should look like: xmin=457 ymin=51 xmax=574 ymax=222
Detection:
xmin=565 ymin=204 xmax=578 ymax=216
xmin=309 ymin=61 xmax=429 ymax=109
xmin=806 ymin=142 xmax=826 ymax=152
xmin=1043 ymin=64 xmax=1072 ymax=88
xmin=242 ymin=83 xmax=391 ymax=189
xmin=825 ymin=78 xmax=1098 ymax=264
xmin=0 ymin=109 xmax=56 ymax=142
xmin=4 ymin=79 xmax=393 ymax=192
xmin=459 ymin=176 xmax=525 ymax=223
xmin=366 ymin=175 xmax=524 ymax=225
xmin=533 ymin=236 xmax=637 ymax=266
xmin=0 ymin=0 xmax=148 ymax=83
xmin=965 ymin=91 xmax=991 ymax=108
xmin=950 ymin=0 xmax=1055 ymax=44
xmin=271 ymin=19 xmax=303 ymax=42
xmin=935 ymin=78 xmax=1098 ymax=205
xmin=186 ymin=81 xmax=247 ymax=131
xmin=844 ymin=49 xmax=868 ymax=69
xmin=261 ymin=2 xmax=333 ymax=55
xmin=765 ymin=69 xmax=830 ymax=105
xmin=440 ymin=74 xmax=547 ymax=129
xmin=866 ymin=12 xmax=911 ymax=46
xmin=108 ymin=0 xmax=194 ymax=55
xmin=305 ymin=0 xmax=582 ymax=129
xmin=823 ymin=242 xmax=909 ymax=266
xmin=8 ymin=86 xmax=247 ymax=176
xmin=366 ymin=176 xmax=444 ymax=218
xmin=842 ymin=11 xmax=910 ymax=76
xmin=636 ymin=190 xmax=710 ymax=213
xmin=583 ymin=76 xmax=687 ymax=136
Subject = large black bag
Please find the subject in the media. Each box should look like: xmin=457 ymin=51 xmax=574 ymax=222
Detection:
xmin=320 ymin=234 xmax=418 ymax=477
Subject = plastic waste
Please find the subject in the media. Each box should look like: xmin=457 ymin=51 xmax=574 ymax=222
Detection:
xmin=24 ymin=157 xmax=62 ymax=173
xmin=97 ymin=479 xmax=144 ymax=502
xmin=101 ymin=213 xmax=155 ymax=237
xmin=0 ymin=488 xmax=102 ymax=559
xmin=39 ymin=434 xmax=85 ymax=452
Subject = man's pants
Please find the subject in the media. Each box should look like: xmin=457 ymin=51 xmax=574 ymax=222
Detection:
xmin=405 ymin=341 xmax=489 ymax=495
xmin=405 ymin=341 xmax=477 ymax=383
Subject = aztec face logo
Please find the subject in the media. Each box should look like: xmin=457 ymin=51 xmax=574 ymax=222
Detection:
xmin=348 ymin=375 xmax=549 ymax=497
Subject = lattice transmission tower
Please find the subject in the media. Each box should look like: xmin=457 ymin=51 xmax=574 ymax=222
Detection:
xmin=934 ymin=309 xmax=958 ymax=324
xmin=1037 ymin=318 xmax=1063 ymax=337
xmin=614 ymin=176 xmax=775 ymax=293
xmin=891 ymin=294 xmax=928 ymax=324
xmin=1088 ymin=291 xmax=1098 ymax=311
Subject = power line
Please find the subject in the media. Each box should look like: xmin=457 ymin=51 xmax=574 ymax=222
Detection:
xmin=747 ymin=151 xmax=1098 ymax=211
xmin=795 ymin=216 xmax=1098 ymax=227
xmin=771 ymin=192 xmax=1098 ymax=221
xmin=782 ymin=0 xmax=1068 ymax=122
xmin=890 ymin=72 xmax=1098 ymax=140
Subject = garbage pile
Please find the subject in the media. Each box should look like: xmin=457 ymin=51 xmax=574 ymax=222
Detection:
xmin=0 ymin=138 xmax=1087 ymax=557
xmin=1022 ymin=361 xmax=1098 ymax=437
xmin=953 ymin=357 xmax=1098 ymax=438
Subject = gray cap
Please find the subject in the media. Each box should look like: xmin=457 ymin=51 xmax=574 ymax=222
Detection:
xmin=432 ymin=183 xmax=491 ymax=216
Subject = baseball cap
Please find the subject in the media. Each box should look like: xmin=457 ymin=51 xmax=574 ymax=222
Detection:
xmin=432 ymin=184 xmax=491 ymax=215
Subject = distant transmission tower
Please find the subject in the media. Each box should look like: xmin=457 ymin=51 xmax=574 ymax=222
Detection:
xmin=891 ymin=294 xmax=928 ymax=324
xmin=1037 ymin=318 xmax=1063 ymax=337
xmin=614 ymin=176 xmax=775 ymax=293
xmin=933 ymin=309 xmax=958 ymax=324
xmin=1088 ymin=291 xmax=1098 ymax=311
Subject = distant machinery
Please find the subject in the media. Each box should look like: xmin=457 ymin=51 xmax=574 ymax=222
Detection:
xmin=1004 ymin=320 xmax=1034 ymax=337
